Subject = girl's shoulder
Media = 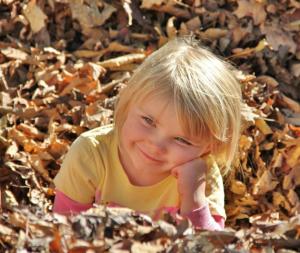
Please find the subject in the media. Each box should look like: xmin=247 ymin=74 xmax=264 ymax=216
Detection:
xmin=76 ymin=124 xmax=115 ymax=149
xmin=81 ymin=124 xmax=114 ymax=139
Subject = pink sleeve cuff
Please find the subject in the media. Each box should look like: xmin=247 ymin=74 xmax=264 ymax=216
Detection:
xmin=53 ymin=190 xmax=93 ymax=215
xmin=184 ymin=204 xmax=225 ymax=230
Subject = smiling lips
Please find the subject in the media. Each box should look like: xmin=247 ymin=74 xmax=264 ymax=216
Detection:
xmin=137 ymin=145 xmax=164 ymax=164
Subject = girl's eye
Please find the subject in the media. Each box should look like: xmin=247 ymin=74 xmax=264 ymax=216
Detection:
xmin=142 ymin=116 xmax=154 ymax=126
xmin=174 ymin=137 xmax=192 ymax=146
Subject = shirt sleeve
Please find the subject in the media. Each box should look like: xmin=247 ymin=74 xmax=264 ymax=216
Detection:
xmin=53 ymin=190 xmax=93 ymax=215
xmin=53 ymin=135 xmax=104 ymax=204
xmin=205 ymin=156 xmax=226 ymax=219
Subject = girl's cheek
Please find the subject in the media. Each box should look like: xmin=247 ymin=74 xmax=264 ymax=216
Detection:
xmin=169 ymin=146 xmax=188 ymax=162
xmin=172 ymin=146 xmax=200 ymax=164
xmin=134 ymin=120 xmax=151 ymax=137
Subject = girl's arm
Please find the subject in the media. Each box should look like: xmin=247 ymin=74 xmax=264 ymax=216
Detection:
xmin=185 ymin=204 xmax=225 ymax=230
xmin=53 ymin=190 xmax=93 ymax=215
xmin=54 ymin=190 xmax=225 ymax=229
xmin=53 ymin=135 xmax=104 ymax=214
xmin=172 ymin=157 xmax=226 ymax=230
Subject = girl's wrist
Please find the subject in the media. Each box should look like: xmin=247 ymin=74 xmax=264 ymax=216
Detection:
xmin=180 ymin=179 xmax=206 ymax=196
xmin=180 ymin=193 xmax=207 ymax=215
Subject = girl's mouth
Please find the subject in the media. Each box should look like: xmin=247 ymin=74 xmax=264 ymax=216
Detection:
xmin=137 ymin=145 xmax=164 ymax=163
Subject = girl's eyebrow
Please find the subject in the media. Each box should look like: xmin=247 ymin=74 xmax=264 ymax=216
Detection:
xmin=182 ymin=135 xmax=204 ymax=146
xmin=138 ymin=108 xmax=155 ymax=118
xmin=173 ymin=132 xmax=203 ymax=146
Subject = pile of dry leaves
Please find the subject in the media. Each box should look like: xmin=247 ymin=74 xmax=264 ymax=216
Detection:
xmin=0 ymin=0 xmax=300 ymax=252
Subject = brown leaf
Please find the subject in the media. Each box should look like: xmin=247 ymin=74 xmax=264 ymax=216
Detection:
xmin=231 ymin=39 xmax=269 ymax=58
xmin=28 ymin=154 xmax=52 ymax=183
xmin=131 ymin=241 xmax=166 ymax=253
xmin=271 ymin=151 xmax=284 ymax=169
xmin=140 ymin=0 xmax=165 ymax=9
xmin=289 ymin=125 xmax=300 ymax=137
xmin=236 ymin=194 xmax=259 ymax=206
xmin=185 ymin=16 xmax=201 ymax=32
xmin=0 ymin=223 xmax=14 ymax=237
xmin=123 ymin=0 xmax=133 ymax=26
xmin=285 ymin=146 xmax=300 ymax=168
xmin=1 ymin=47 xmax=28 ymax=61
xmin=234 ymin=0 xmax=267 ymax=25
xmin=60 ymin=78 xmax=97 ymax=96
xmin=74 ymin=41 xmax=143 ymax=59
xmin=8 ymin=128 xmax=44 ymax=153
xmin=17 ymin=123 xmax=46 ymax=140
xmin=273 ymin=191 xmax=291 ymax=211
xmin=230 ymin=180 xmax=247 ymax=195
xmin=49 ymin=230 xmax=64 ymax=253
xmin=287 ymin=189 xmax=299 ymax=207
xmin=291 ymin=63 xmax=300 ymax=77
xmin=260 ymin=23 xmax=297 ymax=53
xmin=3 ymin=189 xmax=19 ymax=208
xmin=5 ymin=141 xmax=19 ymax=159
xmin=73 ymin=49 xmax=106 ymax=59
xmin=23 ymin=0 xmax=47 ymax=33
xmin=5 ymin=161 xmax=33 ymax=180
xmin=0 ymin=68 xmax=9 ymax=90
xmin=79 ymin=62 xmax=106 ymax=81
xmin=255 ymin=118 xmax=273 ymax=135
xmin=255 ymin=75 xmax=279 ymax=88
xmin=47 ymin=136 xmax=69 ymax=159
xmin=277 ymin=93 xmax=300 ymax=113
xmin=69 ymin=0 xmax=116 ymax=32
xmin=198 ymin=28 xmax=228 ymax=41
xmin=98 ymin=53 xmax=146 ymax=69
xmin=232 ymin=26 xmax=251 ymax=46
xmin=253 ymin=170 xmax=278 ymax=195
xmin=142 ymin=1 xmax=191 ymax=18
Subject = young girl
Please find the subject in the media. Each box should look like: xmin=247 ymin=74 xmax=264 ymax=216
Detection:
xmin=53 ymin=36 xmax=242 ymax=230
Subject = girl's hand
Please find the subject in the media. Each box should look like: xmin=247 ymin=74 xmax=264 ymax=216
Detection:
xmin=171 ymin=157 xmax=208 ymax=215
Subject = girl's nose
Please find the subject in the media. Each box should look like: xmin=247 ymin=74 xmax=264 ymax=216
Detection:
xmin=148 ymin=135 xmax=167 ymax=155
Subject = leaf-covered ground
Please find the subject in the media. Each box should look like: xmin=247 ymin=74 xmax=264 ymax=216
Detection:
xmin=0 ymin=0 xmax=300 ymax=252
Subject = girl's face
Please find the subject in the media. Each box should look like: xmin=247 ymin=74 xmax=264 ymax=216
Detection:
xmin=118 ymin=94 xmax=210 ymax=186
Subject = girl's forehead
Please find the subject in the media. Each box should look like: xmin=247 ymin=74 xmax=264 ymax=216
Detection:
xmin=136 ymin=93 xmax=174 ymax=115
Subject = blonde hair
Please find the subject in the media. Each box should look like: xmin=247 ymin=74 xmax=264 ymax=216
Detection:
xmin=114 ymin=36 xmax=242 ymax=175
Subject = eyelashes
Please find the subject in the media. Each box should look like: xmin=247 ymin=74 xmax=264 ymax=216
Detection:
xmin=141 ymin=116 xmax=154 ymax=126
xmin=174 ymin=137 xmax=192 ymax=146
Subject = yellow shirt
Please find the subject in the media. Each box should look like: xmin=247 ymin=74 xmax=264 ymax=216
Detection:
xmin=54 ymin=125 xmax=226 ymax=219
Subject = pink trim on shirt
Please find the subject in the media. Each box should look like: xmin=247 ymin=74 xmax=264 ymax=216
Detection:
xmin=53 ymin=190 xmax=225 ymax=230
xmin=53 ymin=190 xmax=92 ymax=215
xmin=154 ymin=205 xmax=224 ymax=230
